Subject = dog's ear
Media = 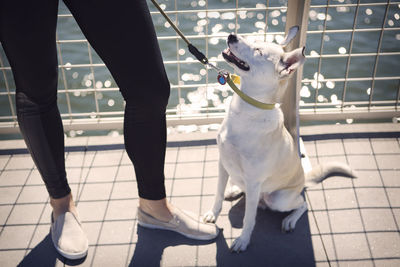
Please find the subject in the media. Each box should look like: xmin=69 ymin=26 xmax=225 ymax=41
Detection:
xmin=279 ymin=46 xmax=306 ymax=77
xmin=280 ymin=26 xmax=299 ymax=47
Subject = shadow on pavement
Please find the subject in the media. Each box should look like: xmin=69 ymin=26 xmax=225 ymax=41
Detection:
xmin=215 ymin=197 xmax=316 ymax=267
xmin=18 ymin=233 xmax=87 ymax=267
xmin=129 ymin=196 xmax=315 ymax=267
xmin=129 ymin=225 xmax=216 ymax=267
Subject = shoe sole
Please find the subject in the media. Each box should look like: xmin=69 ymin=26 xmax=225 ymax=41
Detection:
xmin=53 ymin=243 xmax=88 ymax=260
xmin=137 ymin=220 xmax=218 ymax=241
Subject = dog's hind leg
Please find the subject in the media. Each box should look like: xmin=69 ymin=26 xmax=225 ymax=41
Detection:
xmin=265 ymin=190 xmax=307 ymax=232
xmin=281 ymin=201 xmax=307 ymax=232
xmin=224 ymin=181 xmax=244 ymax=201
xmin=203 ymin=160 xmax=229 ymax=223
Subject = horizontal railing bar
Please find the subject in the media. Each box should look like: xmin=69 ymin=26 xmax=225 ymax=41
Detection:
xmin=1 ymin=102 xmax=399 ymax=121
xmin=58 ymin=6 xmax=287 ymax=19
xmin=307 ymin=27 xmax=400 ymax=34
xmin=45 ymin=27 xmax=400 ymax=45
xmin=3 ymin=50 xmax=400 ymax=71
xmin=302 ymin=76 xmax=400 ymax=82
xmin=56 ymin=2 xmax=400 ymax=19
xmin=301 ymin=100 xmax=400 ymax=107
xmin=2 ymin=74 xmax=400 ymax=96
xmin=307 ymin=52 xmax=400 ymax=58
xmin=309 ymin=2 xmax=400 ymax=8
xmin=1 ymin=106 xmax=399 ymax=134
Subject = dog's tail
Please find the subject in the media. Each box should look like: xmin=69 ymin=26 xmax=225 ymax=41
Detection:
xmin=305 ymin=162 xmax=357 ymax=188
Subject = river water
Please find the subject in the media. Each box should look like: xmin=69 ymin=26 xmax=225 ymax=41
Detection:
xmin=0 ymin=0 xmax=399 ymax=137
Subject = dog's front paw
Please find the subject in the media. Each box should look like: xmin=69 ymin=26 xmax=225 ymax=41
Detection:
xmin=203 ymin=210 xmax=217 ymax=223
xmin=230 ymin=236 xmax=250 ymax=253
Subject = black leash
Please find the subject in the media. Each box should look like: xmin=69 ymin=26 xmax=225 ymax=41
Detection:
xmin=150 ymin=0 xmax=209 ymax=65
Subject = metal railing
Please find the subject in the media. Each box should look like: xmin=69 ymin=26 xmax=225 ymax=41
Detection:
xmin=0 ymin=0 xmax=399 ymax=135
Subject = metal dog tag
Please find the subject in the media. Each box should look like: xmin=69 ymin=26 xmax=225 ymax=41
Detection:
xmin=217 ymin=74 xmax=227 ymax=85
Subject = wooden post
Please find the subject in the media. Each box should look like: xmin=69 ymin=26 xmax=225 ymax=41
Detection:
xmin=281 ymin=0 xmax=311 ymax=155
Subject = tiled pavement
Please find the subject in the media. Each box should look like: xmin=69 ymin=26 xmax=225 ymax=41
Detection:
xmin=0 ymin=126 xmax=399 ymax=266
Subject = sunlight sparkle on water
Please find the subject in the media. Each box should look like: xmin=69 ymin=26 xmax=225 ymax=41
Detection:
xmin=208 ymin=12 xmax=220 ymax=19
xmin=221 ymin=12 xmax=235 ymax=20
xmin=270 ymin=10 xmax=281 ymax=18
xmin=95 ymin=81 xmax=103 ymax=89
xmin=314 ymin=72 xmax=325 ymax=81
xmin=300 ymin=86 xmax=311 ymax=98
xmin=338 ymin=47 xmax=347 ymax=54
xmin=317 ymin=95 xmax=327 ymax=102
xmin=197 ymin=19 xmax=207 ymax=27
xmin=197 ymin=12 xmax=206 ymax=19
xmin=255 ymin=21 xmax=266 ymax=29
xmin=326 ymin=81 xmax=335 ymax=89
xmin=238 ymin=11 xmax=247 ymax=20
xmin=330 ymin=94 xmax=339 ymax=104
xmin=65 ymin=62 xmax=72 ymax=70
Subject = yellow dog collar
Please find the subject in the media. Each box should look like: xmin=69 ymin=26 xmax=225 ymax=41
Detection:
xmin=226 ymin=74 xmax=276 ymax=110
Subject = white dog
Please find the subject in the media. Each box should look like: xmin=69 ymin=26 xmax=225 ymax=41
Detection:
xmin=203 ymin=27 xmax=355 ymax=252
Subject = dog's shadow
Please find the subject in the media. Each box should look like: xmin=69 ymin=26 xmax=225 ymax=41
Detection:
xmin=215 ymin=196 xmax=316 ymax=267
xmin=129 ymin=196 xmax=315 ymax=267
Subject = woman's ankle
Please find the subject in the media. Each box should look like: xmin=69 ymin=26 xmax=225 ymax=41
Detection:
xmin=139 ymin=198 xmax=173 ymax=222
xmin=50 ymin=193 xmax=77 ymax=220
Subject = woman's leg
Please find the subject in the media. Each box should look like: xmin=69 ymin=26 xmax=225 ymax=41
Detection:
xmin=63 ymin=0 xmax=218 ymax=240
xmin=0 ymin=0 xmax=88 ymax=259
xmin=0 ymin=0 xmax=77 ymax=215
xmin=63 ymin=0 xmax=172 ymax=218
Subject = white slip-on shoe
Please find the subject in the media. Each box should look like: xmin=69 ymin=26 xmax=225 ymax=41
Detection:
xmin=51 ymin=212 xmax=89 ymax=260
xmin=137 ymin=207 xmax=219 ymax=241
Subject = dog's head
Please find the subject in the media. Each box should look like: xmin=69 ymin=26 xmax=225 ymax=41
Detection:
xmin=222 ymin=26 xmax=305 ymax=87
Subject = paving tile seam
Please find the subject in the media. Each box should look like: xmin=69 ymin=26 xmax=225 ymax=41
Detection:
xmin=306 ymin=186 xmax=400 ymax=192
xmin=368 ymin=139 xmax=400 ymax=233
xmin=315 ymin=257 xmax=400 ymax=262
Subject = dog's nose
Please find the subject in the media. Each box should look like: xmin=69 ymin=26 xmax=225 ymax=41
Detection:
xmin=228 ymin=34 xmax=238 ymax=44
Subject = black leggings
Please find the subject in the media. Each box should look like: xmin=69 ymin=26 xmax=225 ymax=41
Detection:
xmin=0 ymin=0 xmax=170 ymax=200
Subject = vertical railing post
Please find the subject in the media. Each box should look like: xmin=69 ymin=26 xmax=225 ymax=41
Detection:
xmin=281 ymin=0 xmax=310 ymax=154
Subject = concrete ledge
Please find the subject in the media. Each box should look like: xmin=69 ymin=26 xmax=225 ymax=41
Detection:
xmin=300 ymin=123 xmax=400 ymax=141
xmin=1 ymin=123 xmax=399 ymax=154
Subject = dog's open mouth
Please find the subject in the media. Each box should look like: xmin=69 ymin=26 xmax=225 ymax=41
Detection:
xmin=222 ymin=48 xmax=250 ymax=71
